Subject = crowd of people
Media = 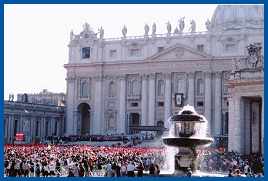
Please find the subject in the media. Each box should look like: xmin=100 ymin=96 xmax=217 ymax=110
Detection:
xmin=199 ymin=149 xmax=264 ymax=177
xmin=4 ymin=144 xmax=264 ymax=177
xmin=4 ymin=144 xmax=165 ymax=177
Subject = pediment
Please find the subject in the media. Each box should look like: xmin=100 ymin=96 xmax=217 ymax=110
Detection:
xmin=146 ymin=43 xmax=212 ymax=61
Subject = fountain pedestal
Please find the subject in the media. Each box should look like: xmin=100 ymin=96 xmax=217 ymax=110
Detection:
xmin=163 ymin=105 xmax=213 ymax=176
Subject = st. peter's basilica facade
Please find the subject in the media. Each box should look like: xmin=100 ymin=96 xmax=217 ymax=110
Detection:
xmin=64 ymin=5 xmax=264 ymax=154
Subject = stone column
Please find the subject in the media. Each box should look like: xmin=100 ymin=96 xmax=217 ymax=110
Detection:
xmin=148 ymin=73 xmax=156 ymax=126
xmin=204 ymin=72 xmax=212 ymax=134
xmin=164 ymin=73 xmax=172 ymax=128
xmin=93 ymin=76 xmax=103 ymax=134
xmin=187 ymin=72 xmax=195 ymax=106
xmin=141 ymin=74 xmax=148 ymax=126
xmin=42 ymin=117 xmax=46 ymax=137
xmin=66 ymin=77 xmax=75 ymax=136
xmin=228 ymin=96 xmax=242 ymax=153
xmin=8 ymin=116 xmax=13 ymax=143
xmin=214 ymin=72 xmax=222 ymax=136
xmin=74 ymin=111 xmax=79 ymax=135
xmin=261 ymin=94 xmax=264 ymax=155
xmin=118 ymin=75 xmax=126 ymax=134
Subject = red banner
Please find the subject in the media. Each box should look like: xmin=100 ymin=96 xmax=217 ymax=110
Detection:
xmin=15 ymin=132 xmax=24 ymax=141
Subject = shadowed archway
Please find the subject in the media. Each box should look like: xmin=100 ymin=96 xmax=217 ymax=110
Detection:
xmin=77 ymin=103 xmax=91 ymax=135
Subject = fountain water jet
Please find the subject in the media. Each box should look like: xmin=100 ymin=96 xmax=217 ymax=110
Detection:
xmin=162 ymin=105 xmax=213 ymax=176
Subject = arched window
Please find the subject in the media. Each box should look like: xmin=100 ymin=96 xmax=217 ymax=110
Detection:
xmin=197 ymin=78 xmax=204 ymax=96
xmin=80 ymin=80 xmax=89 ymax=98
xmin=108 ymin=81 xmax=116 ymax=97
xmin=158 ymin=80 xmax=165 ymax=96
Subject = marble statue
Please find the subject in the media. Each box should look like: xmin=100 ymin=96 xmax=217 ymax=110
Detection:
xmin=174 ymin=27 xmax=179 ymax=34
xmin=205 ymin=19 xmax=211 ymax=31
xmin=144 ymin=24 xmax=150 ymax=36
xmin=179 ymin=17 xmax=185 ymax=32
xmin=190 ymin=20 xmax=196 ymax=33
xmin=98 ymin=26 xmax=104 ymax=39
xmin=122 ymin=25 xmax=127 ymax=38
xmin=152 ymin=23 xmax=156 ymax=36
xmin=70 ymin=30 xmax=74 ymax=41
xmin=83 ymin=22 xmax=90 ymax=32
xmin=166 ymin=21 xmax=172 ymax=34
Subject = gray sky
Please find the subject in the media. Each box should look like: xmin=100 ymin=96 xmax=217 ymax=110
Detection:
xmin=4 ymin=4 xmax=218 ymax=100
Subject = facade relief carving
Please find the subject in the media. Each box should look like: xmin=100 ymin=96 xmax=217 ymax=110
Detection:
xmin=105 ymin=110 xmax=117 ymax=132
xmin=230 ymin=44 xmax=263 ymax=80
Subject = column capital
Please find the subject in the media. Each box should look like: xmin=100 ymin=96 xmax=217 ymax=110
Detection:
xmin=204 ymin=72 xmax=212 ymax=78
xmin=116 ymin=75 xmax=126 ymax=81
xmin=141 ymin=73 xmax=148 ymax=79
xmin=92 ymin=75 xmax=103 ymax=81
xmin=215 ymin=71 xmax=222 ymax=79
xmin=149 ymin=73 xmax=156 ymax=79
xmin=188 ymin=72 xmax=195 ymax=79
xmin=103 ymin=75 xmax=114 ymax=80
xmin=66 ymin=77 xmax=75 ymax=82
xmin=163 ymin=73 xmax=172 ymax=80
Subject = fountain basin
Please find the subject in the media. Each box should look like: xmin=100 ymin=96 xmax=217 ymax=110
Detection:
xmin=163 ymin=137 xmax=213 ymax=147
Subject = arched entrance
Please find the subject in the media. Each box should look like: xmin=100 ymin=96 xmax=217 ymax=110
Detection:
xmin=77 ymin=103 xmax=91 ymax=135
xmin=129 ymin=113 xmax=140 ymax=134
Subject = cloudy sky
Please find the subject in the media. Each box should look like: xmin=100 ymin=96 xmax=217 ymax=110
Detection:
xmin=4 ymin=4 xmax=218 ymax=100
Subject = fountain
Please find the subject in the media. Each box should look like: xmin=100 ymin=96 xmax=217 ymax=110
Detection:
xmin=163 ymin=105 xmax=213 ymax=176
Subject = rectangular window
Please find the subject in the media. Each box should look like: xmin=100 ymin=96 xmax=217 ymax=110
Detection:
xmin=158 ymin=47 xmax=164 ymax=52
xmin=131 ymin=102 xmax=138 ymax=107
xmin=197 ymin=101 xmax=204 ymax=107
xmin=109 ymin=49 xmax=117 ymax=58
xmin=129 ymin=49 xmax=141 ymax=57
xmin=197 ymin=44 xmax=204 ymax=52
xmin=158 ymin=102 xmax=164 ymax=107
xmin=82 ymin=47 xmax=90 ymax=59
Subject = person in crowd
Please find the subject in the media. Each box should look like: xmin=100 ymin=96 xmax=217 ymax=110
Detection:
xmin=186 ymin=167 xmax=192 ymax=177
xmin=126 ymin=161 xmax=135 ymax=177
xmin=120 ymin=162 xmax=127 ymax=176
xmin=136 ymin=162 xmax=144 ymax=177
xmin=4 ymin=144 xmax=264 ymax=177
xmin=228 ymin=169 xmax=233 ymax=177
xmin=149 ymin=163 xmax=155 ymax=176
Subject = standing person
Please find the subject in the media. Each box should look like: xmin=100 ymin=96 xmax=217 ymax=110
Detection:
xmin=111 ymin=162 xmax=116 ymax=177
xmin=115 ymin=162 xmax=121 ymax=177
xmin=78 ymin=163 xmax=85 ymax=177
xmin=73 ymin=163 xmax=79 ymax=177
xmin=136 ymin=163 xmax=144 ymax=177
xmin=186 ymin=168 xmax=192 ymax=177
xmin=35 ymin=164 xmax=41 ymax=177
xmin=68 ymin=168 xmax=74 ymax=177
xmin=120 ymin=162 xmax=127 ymax=176
xmin=9 ymin=161 xmax=16 ymax=177
xmin=106 ymin=162 xmax=113 ymax=177
xmin=228 ymin=169 xmax=233 ymax=177
xmin=127 ymin=162 xmax=135 ymax=177
xmin=149 ymin=163 xmax=155 ymax=176
xmin=155 ymin=164 xmax=160 ymax=175
xmin=55 ymin=160 xmax=61 ymax=176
